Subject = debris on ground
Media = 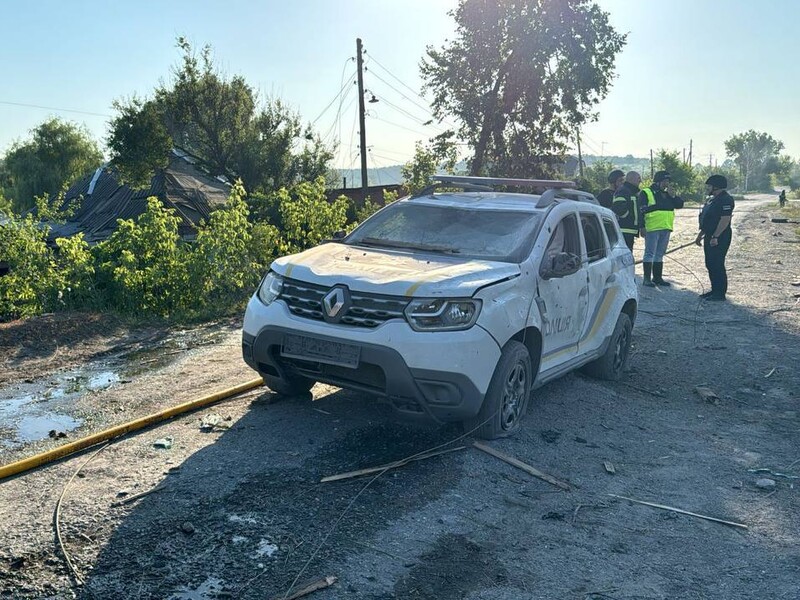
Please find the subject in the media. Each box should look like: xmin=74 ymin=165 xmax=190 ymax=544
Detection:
xmin=755 ymin=478 xmax=777 ymax=490
xmin=765 ymin=368 xmax=777 ymax=379
xmin=749 ymin=468 xmax=799 ymax=480
xmin=608 ymin=494 xmax=748 ymax=529
xmin=199 ymin=413 xmax=232 ymax=432
xmin=472 ymin=441 xmax=570 ymax=491
xmin=603 ymin=461 xmax=616 ymax=474
xmin=48 ymin=430 xmax=67 ymax=439
xmin=268 ymin=576 xmax=337 ymax=600
xmin=321 ymin=446 xmax=466 ymax=483
xmin=694 ymin=386 xmax=720 ymax=404
xmin=180 ymin=521 xmax=196 ymax=535
xmin=153 ymin=437 xmax=173 ymax=449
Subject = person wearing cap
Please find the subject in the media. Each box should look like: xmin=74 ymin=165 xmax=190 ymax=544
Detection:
xmin=597 ymin=169 xmax=625 ymax=210
xmin=638 ymin=170 xmax=684 ymax=287
xmin=695 ymin=174 xmax=735 ymax=301
xmin=612 ymin=171 xmax=642 ymax=251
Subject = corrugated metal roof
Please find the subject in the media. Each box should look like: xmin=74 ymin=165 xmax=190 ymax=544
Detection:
xmin=50 ymin=153 xmax=231 ymax=243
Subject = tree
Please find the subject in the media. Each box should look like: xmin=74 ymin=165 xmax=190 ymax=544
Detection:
xmin=1 ymin=118 xmax=103 ymax=212
xmin=655 ymin=150 xmax=696 ymax=197
xmin=107 ymin=97 xmax=172 ymax=188
xmin=108 ymin=38 xmax=333 ymax=194
xmin=724 ymin=130 xmax=784 ymax=192
xmin=579 ymin=158 xmax=615 ymax=196
xmin=401 ymin=138 xmax=457 ymax=194
xmin=421 ymin=0 xmax=626 ymax=177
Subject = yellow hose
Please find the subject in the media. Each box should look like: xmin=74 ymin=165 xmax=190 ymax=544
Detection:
xmin=0 ymin=377 xmax=264 ymax=482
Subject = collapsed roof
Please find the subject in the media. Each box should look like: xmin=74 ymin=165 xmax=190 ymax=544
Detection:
xmin=49 ymin=149 xmax=231 ymax=243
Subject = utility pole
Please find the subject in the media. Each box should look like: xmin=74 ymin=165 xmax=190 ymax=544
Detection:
xmin=708 ymin=153 xmax=713 ymax=167
xmin=576 ymin=129 xmax=584 ymax=178
xmin=688 ymin=139 xmax=693 ymax=167
xmin=356 ymin=38 xmax=368 ymax=201
xmin=683 ymin=148 xmax=686 ymax=164
xmin=650 ymin=149 xmax=654 ymax=179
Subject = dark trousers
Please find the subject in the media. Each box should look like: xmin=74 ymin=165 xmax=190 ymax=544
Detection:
xmin=703 ymin=230 xmax=731 ymax=298
xmin=622 ymin=232 xmax=635 ymax=251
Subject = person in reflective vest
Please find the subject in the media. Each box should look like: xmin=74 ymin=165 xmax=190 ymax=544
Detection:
xmin=598 ymin=169 xmax=624 ymax=210
xmin=612 ymin=171 xmax=642 ymax=252
xmin=638 ymin=170 xmax=684 ymax=287
xmin=695 ymin=174 xmax=735 ymax=301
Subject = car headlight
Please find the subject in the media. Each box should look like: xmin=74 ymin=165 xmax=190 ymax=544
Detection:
xmin=405 ymin=298 xmax=481 ymax=331
xmin=257 ymin=272 xmax=284 ymax=306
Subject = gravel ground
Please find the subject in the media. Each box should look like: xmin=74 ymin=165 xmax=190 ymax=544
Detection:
xmin=0 ymin=194 xmax=798 ymax=599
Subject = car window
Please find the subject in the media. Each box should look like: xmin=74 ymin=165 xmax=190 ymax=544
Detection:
xmin=581 ymin=213 xmax=606 ymax=263
xmin=602 ymin=217 xmax=619 ymax=248
xmin=346 ymin=201 xmax=542 ymax=263
xmin=541 ymin=214 xmax=580 ymax=275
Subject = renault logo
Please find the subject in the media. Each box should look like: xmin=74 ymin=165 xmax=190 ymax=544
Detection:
xmin=322 ymin=287 xmax=348 ymax=320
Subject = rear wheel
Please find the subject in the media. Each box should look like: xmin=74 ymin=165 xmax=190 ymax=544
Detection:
xmin=263 ymin=373 xmax=315 ymax=396
xmin=466 ymin=341 xmax=532 ymax=440
xmin=582 ymin=312 xmax=632 ymax=381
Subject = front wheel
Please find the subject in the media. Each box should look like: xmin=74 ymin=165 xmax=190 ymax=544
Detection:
xmin=465 ymin=340 xmax=532 ymax=440
xmin=582 ymin=312 xmax=632 ymax=381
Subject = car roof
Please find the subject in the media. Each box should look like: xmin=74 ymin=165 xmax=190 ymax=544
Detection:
xmin=402 ymin=191 xmax=601 ymax=214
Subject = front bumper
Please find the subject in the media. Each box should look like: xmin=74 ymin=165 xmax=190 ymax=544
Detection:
xmin=242 ymin=296 xmax=501 ymax=422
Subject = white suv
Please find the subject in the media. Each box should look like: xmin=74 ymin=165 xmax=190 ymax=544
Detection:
xmin=242 ymin=176 xmax=637 ymax=439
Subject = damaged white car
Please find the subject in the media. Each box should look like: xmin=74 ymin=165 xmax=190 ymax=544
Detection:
xmin=242 ymin=176 xmax=637 ymax=439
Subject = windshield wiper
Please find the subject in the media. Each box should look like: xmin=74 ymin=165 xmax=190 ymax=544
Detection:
xmin=356 ymin=237 xmax=460 ymax=254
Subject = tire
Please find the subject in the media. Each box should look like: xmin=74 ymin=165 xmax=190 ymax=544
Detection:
xmin=582 ymin=312 xmax=632 ymax=381
xmin=263 ymin=373 xmax=315 ymax=396
xmin=466 ymin=340 xmax=532 ymax=440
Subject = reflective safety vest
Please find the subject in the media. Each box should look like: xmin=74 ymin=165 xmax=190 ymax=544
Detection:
xmin=642 ymin=187 xmax=675 ymax=232
xmin=612 ymin=193 xmax=639 ymax=234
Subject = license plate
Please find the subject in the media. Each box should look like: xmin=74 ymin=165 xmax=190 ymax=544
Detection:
xmin=281 ymin=334 xmax=360 ymax=368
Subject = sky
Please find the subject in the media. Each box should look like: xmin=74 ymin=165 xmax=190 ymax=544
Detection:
xmin=1 ymin=0 xmax=798 ymax=179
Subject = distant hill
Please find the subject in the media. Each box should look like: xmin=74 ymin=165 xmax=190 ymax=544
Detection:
xmin=333 ymin=166 xmax=404 ymax=189
xmin=335 ymin=155 xmax=653 ymax=188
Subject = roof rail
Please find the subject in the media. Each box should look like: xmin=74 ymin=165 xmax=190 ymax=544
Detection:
xmin=416 ymin=175 xmax=599 ymax=208
xmin=433 ymin=175 xmax=576 ymax=189
xmin=535 ymin=187 xmax=598 ymax=208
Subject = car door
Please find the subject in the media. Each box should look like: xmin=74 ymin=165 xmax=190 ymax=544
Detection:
xmin=534 ymin=211 xmax=588 ymax=370
xmin=578 ymin=211 xmax=616 ymax=353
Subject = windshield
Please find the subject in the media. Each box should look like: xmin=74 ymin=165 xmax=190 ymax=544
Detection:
xmin=346 ymin=201 xmax=542 ymax=262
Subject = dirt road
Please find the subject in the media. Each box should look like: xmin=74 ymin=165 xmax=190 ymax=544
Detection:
xmin=1 ymin=195 xmax=798 ymax=599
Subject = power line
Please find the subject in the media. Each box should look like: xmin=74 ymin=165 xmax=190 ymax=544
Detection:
xmin=367 ymin=68 xmax=449 ymax=128
xmin=0 ymin=100 xmax=111 ymax=118
xmin=372 ymin=93 xmax=444 ymax=132
xmin=311 ymin=68 xmax=357 ymax=125
xmin=366 ymin=53 xmax=458 ymax=129
xmin=370 ymin=115 xmax=431 ymax=137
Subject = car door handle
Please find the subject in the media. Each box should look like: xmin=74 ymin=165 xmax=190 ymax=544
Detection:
xmin=579 ymin=287 xmax=589 ymax=297
xmin=606 ymin=273 xmax=617 ymax=284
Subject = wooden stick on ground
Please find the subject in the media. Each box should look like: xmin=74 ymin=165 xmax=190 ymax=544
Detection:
xmin=269 ymin=576 xmax=337 ymax=600
xmin=320 ymin=446 xmax=467 ymax=483
xmin=472 ymin=441 xmax=570 ymax=491
xmin=608 ymin=494 xmax=748 ymax=530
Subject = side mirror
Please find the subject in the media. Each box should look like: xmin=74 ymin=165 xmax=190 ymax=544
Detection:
xmin=332 ymin=230 xmax=347 ymax=240
xmin=540 ymin=252 xmax=581 ymax=280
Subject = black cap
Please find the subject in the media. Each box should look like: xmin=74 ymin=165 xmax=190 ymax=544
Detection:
xmin=705 ymin=174 xmax=727 ymax=189
xmin=607 ymin=169 xmax=625 ymax=184
xmin=653 ymin=171 xmax=671 ymax=183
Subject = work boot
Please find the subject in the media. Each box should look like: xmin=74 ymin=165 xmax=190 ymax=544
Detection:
xmin=643 ymin=262 xmax=655 ymax=287
xmin=652 ymin=262 xmax=671 ymax=286
xmin=700 ymin=291 xmax=714 ymax=299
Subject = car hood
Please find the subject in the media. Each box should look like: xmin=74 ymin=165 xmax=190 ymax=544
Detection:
xmin=271 ymin=243 xmax=520 ymax=297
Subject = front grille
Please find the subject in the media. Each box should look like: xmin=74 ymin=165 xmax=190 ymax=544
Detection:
xmin=280 ymin=278 xmax=408 ymax=328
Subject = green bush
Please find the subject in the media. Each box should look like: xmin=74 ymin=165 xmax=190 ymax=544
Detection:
xmin=94 ymin=197 xmax=190 ymax=316
xmin=277 ymin=177 xmax=349 ymax=254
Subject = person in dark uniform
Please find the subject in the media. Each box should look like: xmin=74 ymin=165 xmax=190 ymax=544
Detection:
xmin=612 ymin=171 xmax=642 ymax=251
xmin=597 ymin=169 xmax=624 ymax=210
xmin=779 ymin=189 xmax=787 ymax=208
xmin=695 ymin=174 xmax=735 ymax=301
